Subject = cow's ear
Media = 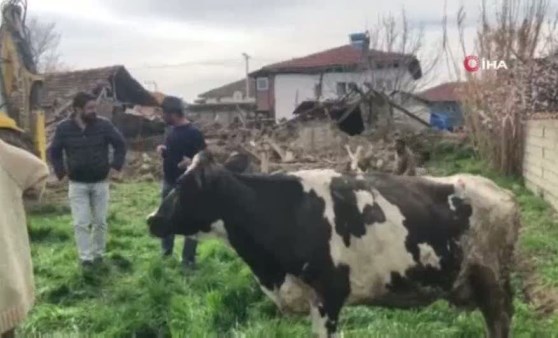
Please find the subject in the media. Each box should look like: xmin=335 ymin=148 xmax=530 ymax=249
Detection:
xmin=196 ymin=151 xmax=216 ymax=167
xmin=189 ymin=151 xmax=217 ymax=189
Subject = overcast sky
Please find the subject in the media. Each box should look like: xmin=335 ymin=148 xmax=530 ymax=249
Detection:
xmin=28 ymin=0 xmax=557 ymax=101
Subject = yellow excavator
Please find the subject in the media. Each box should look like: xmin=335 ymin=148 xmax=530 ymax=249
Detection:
xmin=0 ymin=0 xmax=45 ymax=160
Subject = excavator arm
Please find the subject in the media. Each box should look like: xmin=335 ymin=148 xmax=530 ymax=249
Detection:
xmin=0 ymin=0 xmax=46 ymax=160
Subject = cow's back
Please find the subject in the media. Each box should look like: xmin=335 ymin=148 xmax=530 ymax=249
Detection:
xmin=283 ymin=171 xmax=473 ymax=306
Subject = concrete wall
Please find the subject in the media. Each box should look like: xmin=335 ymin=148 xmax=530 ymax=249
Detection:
xmin=274 ymin=74 xmax=319 ymax=121
xmin=390 ymin=94 xmax=431 ymax=132
xmin=189 ymin=111 xmax=236 ymax=125
xmin=523 ymin=119 xmax=558 ymax=209
xmin=273 ymin=69 xmax=415 ymax=121
xmin=292 ymin=120 xmax=345 ymax=153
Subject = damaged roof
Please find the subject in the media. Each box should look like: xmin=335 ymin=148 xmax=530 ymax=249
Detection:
xmin=251 ymin=45 xmax=422 ymax=79
xmin=41 ymin=65 xmax=158 ymax=108
xmin=198 ymin=78 xmax=256 ymax=99
xmin=418 ymin=82 xmax=465 ymax=102
xmin=125 ymin=105 xmax=163 ymax=121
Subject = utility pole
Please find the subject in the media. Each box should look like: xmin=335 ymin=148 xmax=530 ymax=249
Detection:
xmin=242 ymin=53 xmax=251 ymax=99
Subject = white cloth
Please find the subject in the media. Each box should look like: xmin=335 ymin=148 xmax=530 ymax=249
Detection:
xmin=68 ymin=181 xmax=110 ymax=262
xmin=0 ymin=140 xmax=49 ymax=333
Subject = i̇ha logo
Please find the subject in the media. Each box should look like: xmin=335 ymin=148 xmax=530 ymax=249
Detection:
xmin=464 ymin=55 xmax=508 ymax=72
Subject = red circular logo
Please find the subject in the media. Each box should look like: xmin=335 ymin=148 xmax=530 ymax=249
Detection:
xmin=464 ymin=55 xmax=480 ymax=72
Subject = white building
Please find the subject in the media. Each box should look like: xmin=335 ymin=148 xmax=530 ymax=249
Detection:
xmin=250 ymin=45 xmax=423 ymax=121
xmin=195 ymin=78 xmax=255 ymax=104
xmin=189 ymin=78 xmax=256 ymax=125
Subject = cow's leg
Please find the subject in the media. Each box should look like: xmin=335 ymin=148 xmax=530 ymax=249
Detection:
xmin=310 ymin=301 xmax=328 ymax=338
xmin=308 ymin=265 xmax=350 ymax=338
xmin=470 ymin=264 xmax=512 ymax=338
xmin=260 ymin=284 xmax=282 ymax=311
xmin=309 ymin=298 xmax=345 ymax=338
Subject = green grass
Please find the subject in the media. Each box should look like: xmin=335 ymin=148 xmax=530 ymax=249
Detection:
xmin=23 ymin=164 xmax=558 ymax=337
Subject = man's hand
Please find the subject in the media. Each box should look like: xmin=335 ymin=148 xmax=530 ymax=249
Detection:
xmin=177 ymin=157 xmax=192 ymax=170
xmin=46 ymin=174 xmax=66 ymax=188
xmin=54 ymin=171 xmax=67 ymax=182
xmin=156 ymin=145 xmax=167 ymax=156
xmin=110 ymin=168 xmax=123 ymax=181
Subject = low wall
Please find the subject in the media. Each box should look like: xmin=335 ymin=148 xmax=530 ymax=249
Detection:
xmin=523 ymin=118 xmax=558 ymax=209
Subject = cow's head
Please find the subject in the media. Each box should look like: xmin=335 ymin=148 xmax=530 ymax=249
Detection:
xmin=147 ymin=151 xmax=225 ymax=238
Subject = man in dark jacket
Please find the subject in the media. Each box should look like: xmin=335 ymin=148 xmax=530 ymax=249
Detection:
xmin=48 ymin=92 xmax=126 ymax=267
xmin=156 ymin=96 xmax=206 ymax=269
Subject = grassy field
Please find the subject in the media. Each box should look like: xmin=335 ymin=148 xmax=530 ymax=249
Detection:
xmin=22 ymin=148 xmax=558 ymax=337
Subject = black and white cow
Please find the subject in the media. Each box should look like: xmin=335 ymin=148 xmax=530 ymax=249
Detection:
xmin=147 ymin=151 xmax=520 ymax=338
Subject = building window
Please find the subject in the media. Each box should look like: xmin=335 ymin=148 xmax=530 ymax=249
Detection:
xmin=256 ymin=78 xmax=269 ymax=91
xmin=336 ymin=82 xmax=348 ymax=96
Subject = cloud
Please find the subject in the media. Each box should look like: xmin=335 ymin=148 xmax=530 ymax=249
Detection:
xmin=26 ymin=0 xmax=532 ymax=100
xmin=96 ymin=0 xmax=312 ymax=27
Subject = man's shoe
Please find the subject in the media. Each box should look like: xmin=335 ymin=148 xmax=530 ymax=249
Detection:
xmin=182 ymin=260 xmax=197 ymax=272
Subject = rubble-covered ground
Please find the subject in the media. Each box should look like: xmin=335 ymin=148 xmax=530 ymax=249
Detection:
xmin=119 ymin=119 xmax=466 ymax=183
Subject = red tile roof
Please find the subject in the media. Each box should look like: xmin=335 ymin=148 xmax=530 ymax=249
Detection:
xmin=41 ymin=65 xmax=158 ymax=108
xmin=42 ymin=66 xmax=122 ymax=107
xmin=251 ymin=45 xmax=422 ymax=79
xmin=418 ymin=82 xmax=465 ymax=102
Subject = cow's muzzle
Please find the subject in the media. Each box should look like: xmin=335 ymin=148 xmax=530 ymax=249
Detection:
xmin=146 ymin=213 xmax=170 ymax=238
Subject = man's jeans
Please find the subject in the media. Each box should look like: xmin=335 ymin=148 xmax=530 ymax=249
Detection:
xmin=161 ymin=181 xmax=198 ymax=264
xmin=68 ymin=181 xmax=110 ymax=262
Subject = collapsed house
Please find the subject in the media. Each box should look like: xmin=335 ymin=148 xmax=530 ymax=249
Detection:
xmin=185 ymin=83 xmax=443 ymax=180
xmin=41 ymin=65 xmax=165 ymax=141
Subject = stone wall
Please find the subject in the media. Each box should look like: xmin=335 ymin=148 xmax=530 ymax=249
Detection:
xmin=523 ymin=119 xmax=558 ymax=209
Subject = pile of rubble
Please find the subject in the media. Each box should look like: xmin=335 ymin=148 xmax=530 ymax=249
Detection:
xmin=44 ymin=84 xmax=452 ymax=183
xmin=190 ymin=117 xmax=442 ymax=176
xmin=123 ymin=151 xmax=163 ymax=182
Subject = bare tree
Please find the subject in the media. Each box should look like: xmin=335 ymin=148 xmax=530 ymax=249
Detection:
xmin=26 ymin=17 xmax=63 ymax=73
xmin=449 ymin=0 xmax=558 ymax=175
xmin=365 ymin=9 xmax=444 ymax=94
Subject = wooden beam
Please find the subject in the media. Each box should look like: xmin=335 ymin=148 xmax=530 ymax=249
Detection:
xmin=388 ymin=100 xmax=430 ymax=127
xmin=345 ymin=145 xmax=364 ymax=173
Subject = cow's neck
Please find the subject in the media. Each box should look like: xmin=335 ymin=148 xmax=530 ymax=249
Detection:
xmin=214 ymin=173 xmax=289 ymax=225
xmin=212 ymin=173 xmax=259 ymax=226
xmin=211 ymin=172 xmax=289 ymax=289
